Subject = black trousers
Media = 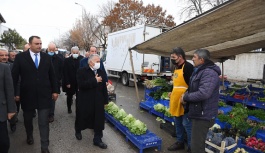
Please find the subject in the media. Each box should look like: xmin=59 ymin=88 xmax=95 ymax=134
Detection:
xmin=49 ymin=100 xmax=55 ymax=117
xmin=23 ymin=109 xmax=50 ymax=149
xmin=191 ymin=119 xmax=215 ymax=153
xmin=16 ymin=101 xmax=20 ymax=113
xmin=0 ymin=121 xmax=9 ymax=153
xmin=66 ymin=93 xmax=74 ymax=109
xmin=93 ymin=130 xmax=103 ymax=143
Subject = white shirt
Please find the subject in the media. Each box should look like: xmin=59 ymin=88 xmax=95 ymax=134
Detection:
xmin=29 ymin=50 xmax=40 ymax=65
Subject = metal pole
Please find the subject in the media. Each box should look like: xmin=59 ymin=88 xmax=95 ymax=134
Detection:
xmin=129 ymin=49 xmax=140 ymax=102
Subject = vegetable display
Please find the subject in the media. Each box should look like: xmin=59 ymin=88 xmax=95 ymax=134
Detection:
xmin=105 ymin=102 xmax=147 ymax=135
xmin=153 ymin=103 xmax=166 ymax=113
xmin=233 ymin=148 xmax=248 ymax=153
xmin=143 ymin=78 xmax=168 ymax=89
xmin=245 ymin=136 xmax=265 ymax=152
xmin=161 ymin=92 xmax=169 ymax=100
xmin=164 ymin=108 xmax=172 ymax=117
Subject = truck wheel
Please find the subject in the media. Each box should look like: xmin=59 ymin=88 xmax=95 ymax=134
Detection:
xmin=121 ymin=72 xmax=129 ymax=86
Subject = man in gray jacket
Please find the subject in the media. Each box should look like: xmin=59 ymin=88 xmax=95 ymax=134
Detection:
xmin=0 ymin=63 xmax=17 ymax=153
xmin=182 ymin=49 xmax=221 ymax=153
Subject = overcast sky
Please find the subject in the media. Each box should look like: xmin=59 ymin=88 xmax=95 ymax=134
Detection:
xmin=0 ymin=0 xmax=186 ymax=48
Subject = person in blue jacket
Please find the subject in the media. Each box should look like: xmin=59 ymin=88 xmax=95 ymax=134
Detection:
xmin=79 ymin=46 xmax=108 ymax=83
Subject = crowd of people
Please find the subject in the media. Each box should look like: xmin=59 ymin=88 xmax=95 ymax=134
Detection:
xmin=0 ymin=35 xmax=221 ymax=153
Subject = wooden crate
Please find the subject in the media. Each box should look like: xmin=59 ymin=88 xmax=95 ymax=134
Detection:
xmin=205 ymin=137 xmax=238 ymax=153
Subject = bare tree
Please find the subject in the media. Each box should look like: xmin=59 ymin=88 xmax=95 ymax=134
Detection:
xmin=179 ymin=0 xmax=228 ymax=20
xmin=98 ymin=0 xmax=116 ymax=19
xmin=206 ymin=0 xmax=228 ymax=6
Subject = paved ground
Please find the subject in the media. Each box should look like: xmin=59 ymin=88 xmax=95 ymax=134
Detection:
xmin=9 ymin=78 xmax=188 ymax=153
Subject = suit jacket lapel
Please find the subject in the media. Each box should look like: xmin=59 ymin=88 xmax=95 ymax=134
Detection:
xmin=38 ymin=52 xmax=46 ymax=70
xmin=24 ymin=51 xmax=37 ymax=70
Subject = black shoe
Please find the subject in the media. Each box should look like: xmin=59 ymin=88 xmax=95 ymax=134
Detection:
xmin=167 ymin=142 xmax=184 ymax=151
xmin=27 ymin=135 xmax=34 ymax=145
xmin=41 ymin=148 xmax=50 ymax=153
xmin=68 ymin=108 xmax=72 ymax=114
xmin=75 ymin=132 xmax=82 ymax=140
xmin=10 ymin=124 xmax=16 ymax=133
xmin=93 ymin=141 xmax=107 ymax=149
xmin=48 ymin=116 xmax=54 ymax=123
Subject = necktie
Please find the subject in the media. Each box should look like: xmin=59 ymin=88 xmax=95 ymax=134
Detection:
xmin=34 ymin=53 xmax=38 ymax=68
xmin=93 ymin=70 xmax=97 ymax=75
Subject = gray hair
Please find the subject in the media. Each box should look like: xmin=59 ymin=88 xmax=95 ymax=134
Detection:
xmin=194 ymin=49 xmax=210 ymax=60
xmin=88 ymin=54 xmax=100 ymax=63
xmin=71 ymin=46 xmax=79 ymax=52
xmin=9 ymin=50 xmax=17 ymax=54
xmin=0 ymin=48 xmax=8 ymax=52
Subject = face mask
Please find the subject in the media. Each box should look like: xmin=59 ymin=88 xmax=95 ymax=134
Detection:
xmin=171 ymin=59 xmax=177 ymax=65
xmin=55 ymin=51 xmax=59 ymax=54
xmin=72 ymin=54 xmax=78 ymax=59
xmin=93 ymin=62 xmax=100 ymax=70
xmin=48 ymin=52 xmax=54 ymax=56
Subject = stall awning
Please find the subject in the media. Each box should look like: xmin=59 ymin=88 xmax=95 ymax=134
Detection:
xmin=131 ymin=0 xmax=265 ymax=60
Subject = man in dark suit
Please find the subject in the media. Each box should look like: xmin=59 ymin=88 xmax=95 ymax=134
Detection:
xmin=62 ymin=46 xmax=83 ymax=114
xmin=46 ymin=42 xmax=63 ymax=123
xmin=0 ymin=63 xmax=17 ymax=153
xmin=12 ymin=36 xmax=58 ymax=153
xmin=76 ymin=54 xmax=108 ymax=149
xmin=0 ymin=48 xmax=18 ymax=133
xmin=79 ymin=46 xmax=108 ymax=83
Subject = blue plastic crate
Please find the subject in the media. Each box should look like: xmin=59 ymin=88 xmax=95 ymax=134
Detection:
xmin=105 ymin=112 xmax=128 ymax=135
xmin=126 ymin=130 xmax=162 ymax=153
xmin=256 ymin=130 xmax=265 ymax=142
xmin=144 ymin=88 xmax=153 ymax=101
xmin=150 ymin=108 xmax=164 ymax=118
xmin=164 ymin=116 xmax=174 ymax=123
xmin=218 ymin=106 xmax=233 ymax=115
xmin=248 ymin=116 xmax=265 ymax=123
xmin=226 ymin=95 xmax=244 ymax=103
xmin=144 ymin=86 xmax=162 ymax=101
xmin=215 ymin=118 xmax=231 ymax=129
xmin=246 ymin=101 xmax=265 ymax=109
xmin=159 ymin=99 xmax=170 ymax=107
xmin=139 ymin=101 xmax=157 ymax=112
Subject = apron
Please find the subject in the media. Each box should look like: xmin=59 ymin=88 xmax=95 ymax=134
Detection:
xmin=169 ymin=64 xmax=188 ymax=117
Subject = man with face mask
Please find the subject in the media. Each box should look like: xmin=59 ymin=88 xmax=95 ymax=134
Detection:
xmin=46 ymin=42 xmax=64 ymax=123
xmin=79 ymin=46 xmax=108 ymax=84
xmin=167 ymin=47 xmax=193 ymax=153
xmin=62 ymin=46 xmax=83 ymax=114
xmin=75 ymin=54 xmax=108 ymax=149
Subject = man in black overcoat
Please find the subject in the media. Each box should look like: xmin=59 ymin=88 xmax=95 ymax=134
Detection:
xmin=12 ymin=36 xmax=58 ymax=153
xmin=62 ymin=46 xmax=83 ymax=113
xmin=76 ymin=54 xmax=108 ymax=149
xmin=46 ymin=42 xmax=63 ymax=123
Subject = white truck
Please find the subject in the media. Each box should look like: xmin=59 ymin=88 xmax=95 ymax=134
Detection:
xmin=105 ymin=25 xmax=172 ymax=86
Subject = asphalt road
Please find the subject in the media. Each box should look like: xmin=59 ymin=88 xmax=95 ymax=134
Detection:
xmin=8 ymin=78 xmax=187 ymax=153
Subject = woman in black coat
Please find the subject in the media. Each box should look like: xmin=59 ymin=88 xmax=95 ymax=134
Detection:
xmin=75 ymin=54 xmax=108 ymax=149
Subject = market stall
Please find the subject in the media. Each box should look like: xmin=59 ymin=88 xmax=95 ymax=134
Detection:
xmin=128 ymin=0 xmax=265 ymax=152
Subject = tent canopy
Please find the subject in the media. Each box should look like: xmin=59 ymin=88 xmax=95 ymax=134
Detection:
xmin=131 ymin=0 xmax=265 ymax=60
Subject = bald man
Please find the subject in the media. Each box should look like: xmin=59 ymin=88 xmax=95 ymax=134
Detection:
xmin=23 ymin=44 xmax=30 ymax=52
xmin=79 ymin=46 xmax=108 ymax=83
xmin=46 ymin=43 xmax=63 ymax=123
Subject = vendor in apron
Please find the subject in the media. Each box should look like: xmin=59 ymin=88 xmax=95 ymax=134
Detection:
xmin=167 ymin=47 xmax=194 ymax=153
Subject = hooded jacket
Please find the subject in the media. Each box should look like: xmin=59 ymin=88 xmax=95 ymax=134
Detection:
xmin=183 ymin=60 xmax=221 ymax=120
